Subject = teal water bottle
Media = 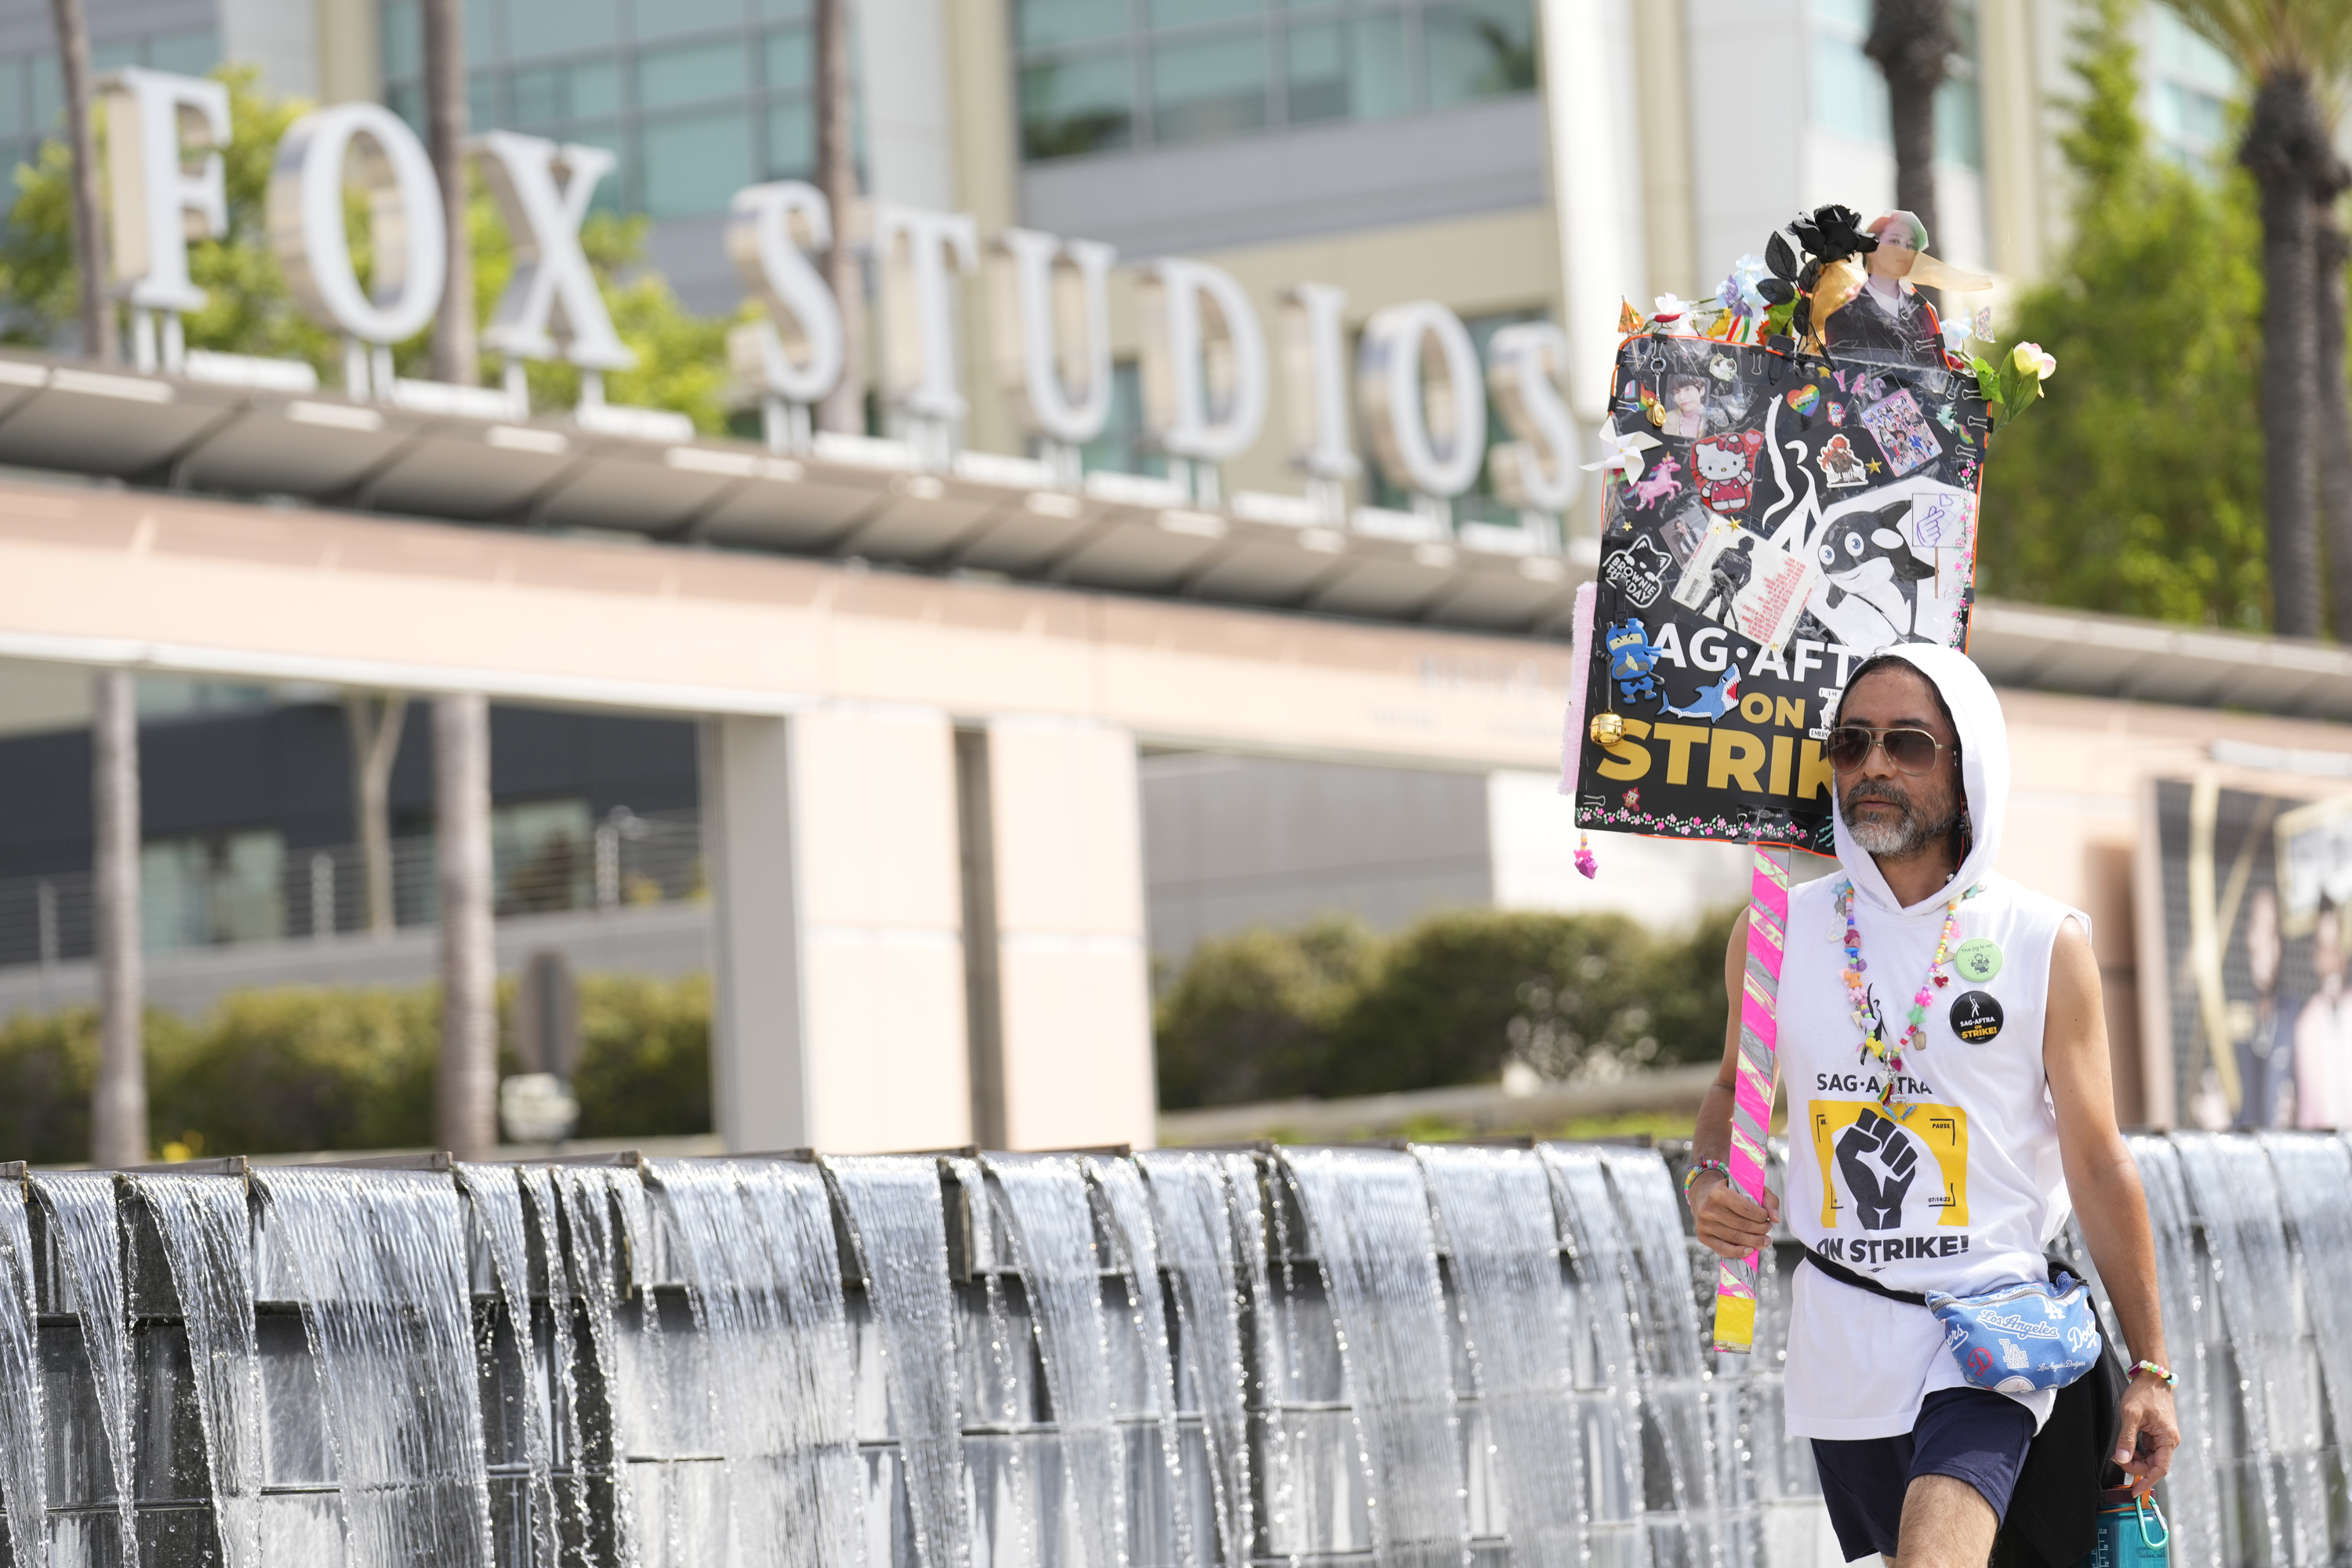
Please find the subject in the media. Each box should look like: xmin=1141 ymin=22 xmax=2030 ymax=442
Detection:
xmin=2079 ymin=1487 xmax=2167 ymax=1566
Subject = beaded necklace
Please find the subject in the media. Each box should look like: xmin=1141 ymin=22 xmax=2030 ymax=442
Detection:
xmin=1837 ymin=878 xmax=1978 ymax=1116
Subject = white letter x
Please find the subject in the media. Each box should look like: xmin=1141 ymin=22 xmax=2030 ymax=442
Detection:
xmin=471 ymin=130 xmax=634 ymax=372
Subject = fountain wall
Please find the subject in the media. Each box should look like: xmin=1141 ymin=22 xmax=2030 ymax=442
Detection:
xmin=0 ymin=1132 xmax=2333 ymax=1567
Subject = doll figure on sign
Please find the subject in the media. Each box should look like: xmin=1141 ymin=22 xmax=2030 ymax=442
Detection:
xmin=1823 ymin=211 xmax=1992 ymax=370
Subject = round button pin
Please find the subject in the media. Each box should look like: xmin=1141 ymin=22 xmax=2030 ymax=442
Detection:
xmin=1950 ymin=989 xmax=2005 ymax=1044
xmin=1954 ymin=937 xmax=2002 ymax=984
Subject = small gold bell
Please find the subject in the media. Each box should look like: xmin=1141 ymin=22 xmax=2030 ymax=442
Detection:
xmin=1589 ymin=712 xmax=1627 ymax=746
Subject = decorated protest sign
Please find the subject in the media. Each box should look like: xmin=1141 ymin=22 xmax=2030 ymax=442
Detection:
xmin=1572 ymin=332 xmax=1990 ymax=855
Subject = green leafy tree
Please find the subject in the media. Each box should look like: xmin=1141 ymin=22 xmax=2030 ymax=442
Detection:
xmin=2158 ymin=0 xmax=2352 ymax=637
xmin=0 ymin=68 xmax=741 ymax=431
xmin=1977 ymin=0 xmax=2270 ymax=628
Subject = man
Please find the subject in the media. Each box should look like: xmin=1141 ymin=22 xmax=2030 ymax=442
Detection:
xmin=1688 ymin=645 xmax=2177 ymax=1567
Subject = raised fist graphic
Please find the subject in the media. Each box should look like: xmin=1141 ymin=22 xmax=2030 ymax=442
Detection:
xmin=1835 ymin=1109 xmax=1918 ymax=1232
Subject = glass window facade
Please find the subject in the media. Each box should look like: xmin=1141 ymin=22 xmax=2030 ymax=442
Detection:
xmin=1808 ymin=0 xmax=1983 ymax=172
xmin=381 ymin=0 xmax=837 ymax=220
xmin=142 ymin=829 xmax=286 ymax=952
xmin=0 ymin=27 xmax=217 ymax=194
xmin=2147 ymin=5 xmax=2234 ymax=167
xmin=1014 ymin=0 xmax=1534 ymax=162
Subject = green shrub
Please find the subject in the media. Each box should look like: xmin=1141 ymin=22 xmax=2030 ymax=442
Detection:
xmin=1152 ymin=916 xmax=1381 ymax=1109
xmin=0 ymin=1006 xmax=100 ymax=1165
xmin=151 ymin=987 xmax=441 ymax=1156
xmin=1155 ymin=906 xmax=1737 ymax=1109
xmin=572 ymin=973 xmax=711 ymax=1138
xmin=0 ymin=971 xmax=713 ymax=1164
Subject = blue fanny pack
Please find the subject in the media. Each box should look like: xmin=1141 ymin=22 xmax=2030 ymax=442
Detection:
xmin=1802 ymin=1244 xmax=2103 ymax=1395
xmin=1926 ymin=1272 xmax=2103 ymax=1394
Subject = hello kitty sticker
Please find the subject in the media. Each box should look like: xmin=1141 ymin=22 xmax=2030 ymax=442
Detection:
xmin=1693 ymin=430 xmax=1766 ymax=515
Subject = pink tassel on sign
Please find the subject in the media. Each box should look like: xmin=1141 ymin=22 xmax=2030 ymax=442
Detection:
xmin=1575 ymin=830 xmax=1598 ymax=879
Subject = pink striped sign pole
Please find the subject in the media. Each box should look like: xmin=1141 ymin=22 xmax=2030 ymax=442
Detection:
xmin=1714 ymin=841 xmax=1791 ymax=1352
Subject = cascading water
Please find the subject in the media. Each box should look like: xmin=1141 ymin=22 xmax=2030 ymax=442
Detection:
xmin=826 ymin=1154 xmax=970 ymax=1568
xmin=251 ymin=1166 xmax=494 ymax=1568
xmin=1537 ymin=1144 xmax=1646 ymax=1566
xmin=131 ymin=1174 xmax=263 ymax=1568
xmin=1087 ymin=1156 xmax=1198 ymax=1568
xmin=28 ymin=1133 xmax=2352 ymax=1566
xmin=556 ymin=1168 xmax=647 ymax=1568
xmin=458 ymin=1163 xmax=561 ymax=1568
xmin=1415 ymin=1145 xmax=1585 ymax=1568
xmin=2175 ymin=1134 xmax=2328 ymax=1566
xmin=1600 ymin=1145 xmax=1740 ymax=1568
xmin=1277 ymin=1147 xmax=1469 ymax=1568
xmin=2259 ymin=1134 xmax=2352 ymax=1515
xmin=983 ymin=1153 xmax=1127 ymax=1568
xmin=31 ymin=1171 xmax=140 ymax=1566
xmin=1134 ymin=1152 xmax=1254 ymax=1568
xmin=0 ymin=1171 xmax=46 ymax=1568
xmin=645 ymin=1159 xmax=864 ymax=1568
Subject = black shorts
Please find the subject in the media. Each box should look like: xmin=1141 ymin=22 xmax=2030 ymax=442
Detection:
xmin=1809 ymin=1387 xmax=2038 ymax=1563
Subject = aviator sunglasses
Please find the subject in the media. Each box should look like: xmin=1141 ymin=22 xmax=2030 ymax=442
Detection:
xmin=1824 ymin=724 xmax=1956 ymax=776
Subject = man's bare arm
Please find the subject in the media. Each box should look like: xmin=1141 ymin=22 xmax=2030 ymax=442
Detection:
xmin=2046 ymin=917 xmax=2179 ymax=1496
xmin=1691 ymin=909 xmax=1780 ymax=1258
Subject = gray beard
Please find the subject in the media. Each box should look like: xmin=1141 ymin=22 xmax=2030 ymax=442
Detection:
xmin=1842 ymin=784 xmax=1961 ymax=858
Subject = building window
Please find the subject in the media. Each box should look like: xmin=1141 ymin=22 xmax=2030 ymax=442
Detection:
xmin=2146 ymin=5 xmax=2233 ymax=167
xmin=1014 ymin=0 xmax=1536 ymax=163
xmin=1079 ymin=360 xmax=1167 ymax=478
xmin=1808 ymin=0 xmax=1983 ymax=171
xmin=142 ymin=830 xmax=286 ymax=952
xmin=0 ymin=27 xmax=218 ymax=197
xmin=380 ymin=0 xmax=840 ymax=219
xmin=494 ymin=798 xmax=595 ymax=915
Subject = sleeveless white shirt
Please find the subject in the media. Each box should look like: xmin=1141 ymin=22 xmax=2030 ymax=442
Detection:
xmin=1778 ymin=869 xmax=2087 ymax=1440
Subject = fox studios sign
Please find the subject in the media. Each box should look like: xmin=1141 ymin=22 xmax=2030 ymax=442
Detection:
xmin=92 ymin=66 xmax=1583 ymax=524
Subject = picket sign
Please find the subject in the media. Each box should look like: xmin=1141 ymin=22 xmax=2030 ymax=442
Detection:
xmin=1713 ymin=842 xmax=1790 ymax=1352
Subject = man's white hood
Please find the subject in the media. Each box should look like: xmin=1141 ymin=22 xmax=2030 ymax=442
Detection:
xmin=1831 ymin=643 xmax=2008 ymax=918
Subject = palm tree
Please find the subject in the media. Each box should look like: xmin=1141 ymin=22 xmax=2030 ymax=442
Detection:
xmin=1866 ymin=0 xmax=1962 ymax=306
xmin=2315 ymin=180 xmax=2352 ymax=637
xmin=813 ymin=0 xmax=863 ymax=434
xmin=48 ymin=0 xmax=111 ymax=361
xmin=423 ymin=0 xmax=476 ymax=385
xmin=2163 ymin=0 xmax=2352 ymax=639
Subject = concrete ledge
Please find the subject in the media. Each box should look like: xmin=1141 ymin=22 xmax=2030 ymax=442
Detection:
xmin=1156 ymin=1064 xmax=1719 ymax=1145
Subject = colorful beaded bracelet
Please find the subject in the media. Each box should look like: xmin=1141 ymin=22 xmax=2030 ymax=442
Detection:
xmin=2128 ymin=1359 xmax=2178 ymax=1389
xmin=1682 ymin=1158 xmax=1733 ymax=1197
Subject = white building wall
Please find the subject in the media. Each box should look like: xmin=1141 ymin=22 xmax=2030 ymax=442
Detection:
xmin=704 ymin=706 xmax=972 ymax=1155
xmin=988 ymin=720 xmax=1156 ymax=1151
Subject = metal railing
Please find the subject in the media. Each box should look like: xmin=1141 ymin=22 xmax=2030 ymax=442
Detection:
xmin=0 ymin=808 xmax=702 ymax=971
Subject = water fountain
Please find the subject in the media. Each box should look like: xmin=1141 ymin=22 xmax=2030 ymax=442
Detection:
xmin=0 ymin=1133 xmax=2343 ymax=1566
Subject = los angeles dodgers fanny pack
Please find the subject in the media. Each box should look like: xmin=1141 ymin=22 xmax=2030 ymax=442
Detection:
xmin=1925 ymin=1274 xmax=2103 ymax=1394
xmin=1802 ymin=1243 xmax=2103 ymax=1394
